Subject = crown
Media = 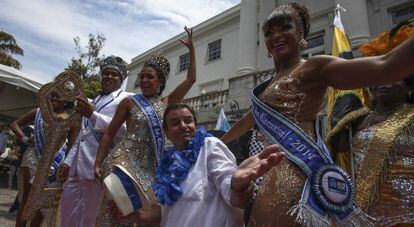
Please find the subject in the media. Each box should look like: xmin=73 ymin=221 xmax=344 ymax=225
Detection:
xmin=144 ymin=53 xmax=170 ymax=79
xmin=100 ymin=55 xmax=128 ymax=81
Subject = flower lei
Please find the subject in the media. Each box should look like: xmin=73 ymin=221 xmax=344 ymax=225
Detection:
xmin=152 ymin=128 xmax=212 ymax=205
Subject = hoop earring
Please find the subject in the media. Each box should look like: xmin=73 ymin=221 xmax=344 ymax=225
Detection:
xmin=267 ymin=52 xmax=272 ymax=58
xmin=299 ymin=39 xmax=307 ymax=49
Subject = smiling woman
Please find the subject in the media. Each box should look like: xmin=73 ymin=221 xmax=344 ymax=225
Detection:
xmin=221 ymin=3 xmax=414 ymax=226
xmin=93 ymin=26 xmax=197 ymax=226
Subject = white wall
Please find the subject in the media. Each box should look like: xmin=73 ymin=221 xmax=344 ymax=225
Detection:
xmin=126 ymin=8 xmax=241 ymax=99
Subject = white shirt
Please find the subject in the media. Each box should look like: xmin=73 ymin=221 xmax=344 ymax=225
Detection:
xmin=161 ymin=137 xmax=244 ymax=227
xmin=64 ymin=89 xmax=132 ymax=180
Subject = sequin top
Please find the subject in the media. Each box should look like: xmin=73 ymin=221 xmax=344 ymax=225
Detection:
xmin=103 ymin=97 xmax=166 ymax=205
xmin=353 ymin=122 xmax=414 ymax=226
xmin=21 ymin=116 xmax=49 ymax=177
xmin=249 ymin=66 xmax=326 ymax=227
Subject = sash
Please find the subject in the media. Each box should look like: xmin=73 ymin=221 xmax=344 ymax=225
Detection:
xmin=34 ymin=110 xmax=67 ymax=183
xmin=131 ymin=94 xmax=164 ymax=164
xmin=251 ymin=79 xmax=373 ymax=226
xmin=84 ymin=90 xmax=122 ymax=142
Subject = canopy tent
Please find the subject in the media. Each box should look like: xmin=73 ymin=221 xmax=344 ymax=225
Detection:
xmin=0 ymin=64 xmax=44 ymax=122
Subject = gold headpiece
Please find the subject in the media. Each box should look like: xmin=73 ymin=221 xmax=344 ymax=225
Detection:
xmin=144 ymin=53 xmax=170 ymax=79
xmin=266 ymin=3 xmax=305 ymax=37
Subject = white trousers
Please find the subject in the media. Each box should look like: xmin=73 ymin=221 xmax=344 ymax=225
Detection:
xmin=61 ymin=177 xmax=102 ymax=227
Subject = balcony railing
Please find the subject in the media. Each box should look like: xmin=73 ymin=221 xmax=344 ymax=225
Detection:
xmin=184 ymin=90 xmax=228 ymax=111
xmin=253 ymin=69 xmax=275 ymax=86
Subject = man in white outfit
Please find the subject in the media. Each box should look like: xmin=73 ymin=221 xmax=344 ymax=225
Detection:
xmin=59 ymin=56 xmax=132 ymax=227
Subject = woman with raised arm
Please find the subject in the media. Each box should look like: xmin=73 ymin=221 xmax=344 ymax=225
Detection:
xmin=94 ymin=26 xmax=196 ymax=226
xmin=10 ymin=92 xmax=77 ymax=227
xmin=221 ymin=3 xmax=414 ymax=226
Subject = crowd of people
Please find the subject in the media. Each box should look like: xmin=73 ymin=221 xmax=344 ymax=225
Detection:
xmin=1 ymin=3 xmax=413 ymax=227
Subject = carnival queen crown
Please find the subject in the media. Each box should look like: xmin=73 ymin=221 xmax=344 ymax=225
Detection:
xmin=144 ymin=53 xmax=170 ymax=79
xmin=100 ymin=55 xmax=128 ymax=81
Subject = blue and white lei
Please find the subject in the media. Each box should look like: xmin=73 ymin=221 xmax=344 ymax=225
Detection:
xmin=152 ymin=128 xmax=212 ymax=206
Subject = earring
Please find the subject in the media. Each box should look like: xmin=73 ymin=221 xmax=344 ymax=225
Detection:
xmin=299 ymin=39 xmax=307 ymax=49
xmin=267 ymin=52 xmax=272 ymax=58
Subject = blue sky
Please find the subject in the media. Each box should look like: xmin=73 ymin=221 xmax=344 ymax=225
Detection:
xmin=0 ymin=0 xmax=240 ymax=84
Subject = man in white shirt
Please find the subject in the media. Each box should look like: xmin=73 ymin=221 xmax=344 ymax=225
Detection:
xmin=59 ymin=56 xmax=132 ymax=227
xmin=114 ymin=103 xmax=285 ymax=227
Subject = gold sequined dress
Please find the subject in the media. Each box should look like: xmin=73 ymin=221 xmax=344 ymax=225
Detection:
xmin=248 ymin=65 xmax=327 ymax=227
xmin=96 ymin=97 xmax=165 ymax=226
xmin=353 ymin=121 xmax=414 ymax=226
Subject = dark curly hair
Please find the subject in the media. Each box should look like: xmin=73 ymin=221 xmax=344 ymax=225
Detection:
xmin=263 ymin=3 xmax=310 ymax=39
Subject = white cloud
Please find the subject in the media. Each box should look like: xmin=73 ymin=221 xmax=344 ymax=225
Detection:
xmin=0 ymin=0 xmax=240 ymax=81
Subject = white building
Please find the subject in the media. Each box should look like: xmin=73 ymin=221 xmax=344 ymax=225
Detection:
xmin=126 ymin=0 xmax=414 ymax=128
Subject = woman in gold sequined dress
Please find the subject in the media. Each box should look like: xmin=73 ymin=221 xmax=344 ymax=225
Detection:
xmin=10 ymin=92 xmax=78 ymax=227
xmin=94 ymin=26 xmax=196 ymax=226
xmin=221 ymin=3 xmax=414 ymax=226
xmin=326 ymin=24 xmax=414 ymax=226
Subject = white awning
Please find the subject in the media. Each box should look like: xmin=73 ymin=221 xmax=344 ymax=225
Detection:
xmin=0 ymin=64 xmax=44 ymax=122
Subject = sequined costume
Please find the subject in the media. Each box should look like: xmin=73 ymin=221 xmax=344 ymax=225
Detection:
xmin=248 ymin=64 xmax=327 ymax=226
xmin=95 ymin=97 xmax=165 ymax=226
xmin=352 ymin=106 xmax=414 ymax=226
xmin=326 ymin=105 xmax=414 ymax=226
xmin=21 ymin=146 xmax=38 ymax=178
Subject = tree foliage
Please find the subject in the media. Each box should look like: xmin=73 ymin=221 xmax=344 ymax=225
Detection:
xmin=66 ymin=33 xmax=105 ymax=99
xmin=0 ymin=30 xmax=24 ymax=69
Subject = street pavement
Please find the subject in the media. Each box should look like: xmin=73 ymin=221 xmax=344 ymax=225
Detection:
xmin=0 ymin=187 xmax=17 ymax=227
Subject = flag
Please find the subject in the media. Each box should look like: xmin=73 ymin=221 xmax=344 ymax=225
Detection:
xmin=215 ymin=108 xmax=230 ymax=132
xmin=327 ymin=5 xmax=365 ymax=129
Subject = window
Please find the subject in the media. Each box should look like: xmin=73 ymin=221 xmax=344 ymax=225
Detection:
xmin=207 ymin=39 xmax=222 ymax=62
xmin=178 ymin=53 xmax=189 ymax=72
xmin=390 ymin=5 xmax=414 ymax=25
xmin=306 ymin=35 xmax=324 ymax=50
xmin=302 ymin=33 xmax=325 ymax=59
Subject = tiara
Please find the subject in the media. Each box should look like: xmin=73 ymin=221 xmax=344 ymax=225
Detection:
xmin=144 ymin=53 xmax=170 ymax=79
xmin=267 ymin=4 xmax=305 ymax=36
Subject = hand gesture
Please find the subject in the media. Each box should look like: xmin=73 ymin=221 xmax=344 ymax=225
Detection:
xmin=179 ymin=26 xmax=193 ymax=49
xmin=57 ymin=164 xmax=70 ymax=183
xmin=75 ymin=97 xmax=94 ymax=118
xmin=232 ymin=145 xmax=284 ymax=191
xmin=94 ymin=165 xmax=103 ymax=183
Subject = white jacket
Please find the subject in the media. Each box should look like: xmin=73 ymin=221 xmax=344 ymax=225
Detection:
xmin=64 ymin=89 xmax=132 ymax=180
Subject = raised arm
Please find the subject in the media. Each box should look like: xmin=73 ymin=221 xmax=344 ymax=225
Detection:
xmin=10 ymin=108 xmax=37 ymax=143
xmin=94 ymin=98 xmax=131 ymax=179
xmin=221 ymin=111 xmax=255 ymax=144
xmin=308 ymin=37 xmax=414 ymax=90
xmin=166 ymin=26 xmax=196 ymax=105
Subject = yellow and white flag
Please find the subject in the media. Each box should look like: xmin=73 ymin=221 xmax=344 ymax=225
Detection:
xmin=327 ymin=5 xmax=364 ymax=129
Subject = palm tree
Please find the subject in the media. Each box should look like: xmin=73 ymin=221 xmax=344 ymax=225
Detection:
xmin=0 ymin=30 xmax=24 ymax=69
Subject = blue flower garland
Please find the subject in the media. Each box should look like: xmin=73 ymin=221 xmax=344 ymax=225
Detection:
xmin=152 ymin=128 xmax=212 ymax=205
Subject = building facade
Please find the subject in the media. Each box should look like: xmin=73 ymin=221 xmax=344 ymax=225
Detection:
xmin=126 ymin=0 xmax=414 ymax=129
